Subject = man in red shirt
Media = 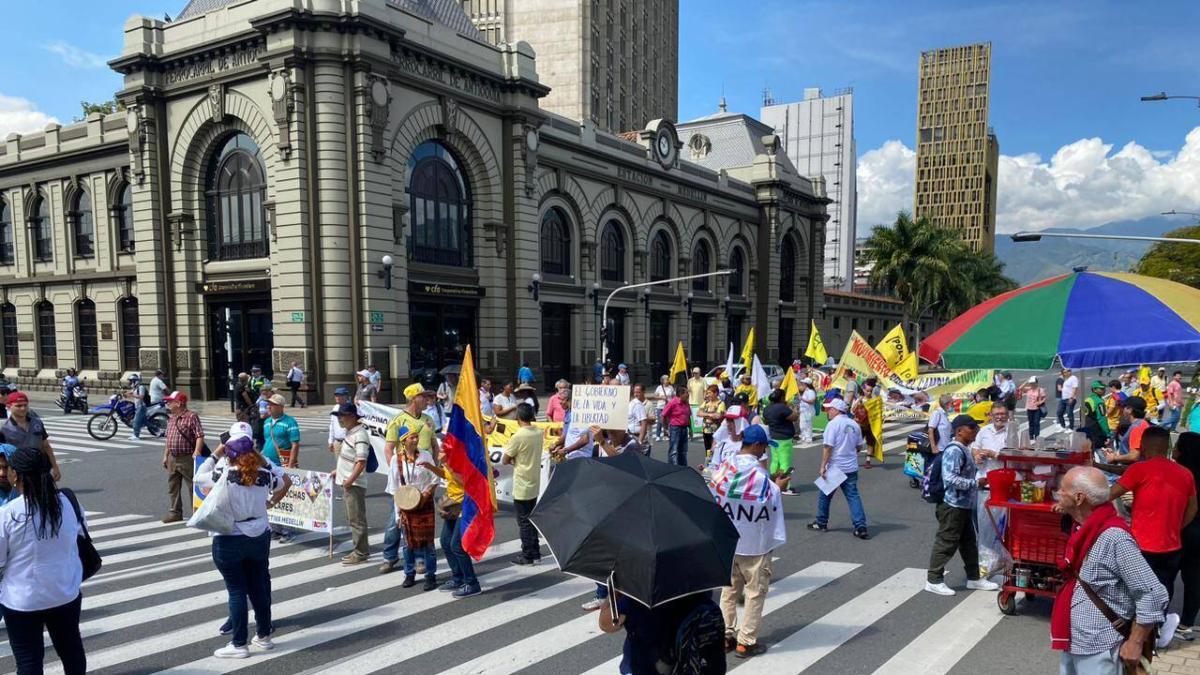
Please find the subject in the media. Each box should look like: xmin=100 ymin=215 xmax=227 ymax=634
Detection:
xmin=1110 ymin=426 xmax=1198 ymax=606
xmin=659 ymin=389 xmax=692 ymax=467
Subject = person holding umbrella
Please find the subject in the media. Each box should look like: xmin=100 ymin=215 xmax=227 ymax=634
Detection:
xmin=712 ymin=425 xmax=786 ymax=658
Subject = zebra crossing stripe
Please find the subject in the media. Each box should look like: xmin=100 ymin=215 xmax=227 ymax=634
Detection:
xmin=87 ymin=519 xmax=185 ymax=541
xmin=46 ymin=539 xmax=529 ymax=675
xmin=82 ymin=514 xmax=146 ymax=529
xmin=455 ymin=560 xmax=862 ymax=675
xmin=85 ymin=550 xmax=215 ymax=586
xmin=745 ymin=567 xmax=927 ymax=671
xmin=871 ymin=588 xmax=1005 ymax=675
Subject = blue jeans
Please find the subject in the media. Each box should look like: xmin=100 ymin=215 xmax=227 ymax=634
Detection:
xmin=1026 ymin=408 xmax=1043 ymax=438
xmin=816 ymin=470 xmax=867 ymax=529
xmin=440 ymin=517 xmax=477 ymax=588
xmin=1057 ymin=399 xmax=1076 ymax=429
xmin=595 ymin=583 xmax=608 ymax=600
xmin=403 ymin=543 xmax=437 ymax=579
xmin=212 ymin=531 xmax=272 ymax=647
xmin=131 ymin=405 xmax=147 ymax=438
xmin=1162 ymin=406 xmax=1182 ymax=431
xmin=383 ymin=515 xmax=404 ymax=563
xmin=668 ymin=426 xmax=689 ymax=466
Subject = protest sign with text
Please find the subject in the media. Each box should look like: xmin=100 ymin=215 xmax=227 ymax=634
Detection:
xmin=571 ymin=384 xmax=631 ymax=430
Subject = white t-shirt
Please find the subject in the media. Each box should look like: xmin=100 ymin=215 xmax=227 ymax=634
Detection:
xmin=493 ymin=393 xmax=518 ymax=420
xmin=1062 ymin=375 xmax=1080 ymax=400
xmin=562 ymin=412 xmax=596 ymax=461
xmin=708 ymin=438 xmax=742 ymax=472
xmin=972 ymin=423 xmax=1008 ymax=479
xmin=714 ymin=455 xmax=786 ymax=556
xmin=150 ymin=377 xmax=168 ymax=404
xmin=823 ymin=414 xmax=864 ymax=475
xmin=928 ymin=407 xmax=953 ymax=446
xmin=393 ymin=450 xmax=441 ymax=495
xmin=195 ymin=456 xmax=287 ymax=538
xmin=654 ymin=385 xmax=675 ymax=411
xmin=627 ymin=399 xmax=650 ymax=436
xmin=800 ymin=389 xmax=817 ymax=415
xmin=0 ymin=493 xmax=83 ymax=612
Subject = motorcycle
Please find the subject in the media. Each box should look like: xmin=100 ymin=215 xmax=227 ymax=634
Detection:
xmin=55 ymin=383 xmax=88 ymax=415
xmin=87 ymin=393 xmax=168 ymax=441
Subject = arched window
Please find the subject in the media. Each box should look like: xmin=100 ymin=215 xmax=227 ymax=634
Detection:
xmin=0 ymin=303 xmax=16 ymax=367
xmin=120 ymin=297 xmax=140 ymax=371
xmin=0 ymin=200 xmax=13 ymax=265
xmin=115 ymin=185 xmax=134 ymax=253
xmin=780 ymin=236 xmax=797 ymax=302
xmin=650 ymin=230 xmax=672 ymax=282
xmin=35 ymin=301 xmax=56 ymax=369
xmin=407 ymin=140 xmax=471 ymax=266
xmin=539 ymin=207 xmax=571 ymax=276
xmin=729 ymin=246 xmax=746 ymax=296
xmin=72 ymin=190 xmax=94 ymax=258
xmin=76 ymin=299 xmax=98 ymax=370
xmin=205 ymin=133 xmax=268 ymax=261
xmin=600 ymin=220 xmax=625 ymax=283
xmin=691 ymin=240 xmax=711 ymax=291
xmin=30 ymin=196 xmax=52 ymax=262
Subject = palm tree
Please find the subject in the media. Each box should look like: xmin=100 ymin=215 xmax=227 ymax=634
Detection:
xmin=863 ymin=211 xmax=1017 ymax=343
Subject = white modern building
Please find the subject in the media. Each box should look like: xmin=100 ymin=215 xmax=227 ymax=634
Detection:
xmin=761 ymin=87 xmax=856 ymax=290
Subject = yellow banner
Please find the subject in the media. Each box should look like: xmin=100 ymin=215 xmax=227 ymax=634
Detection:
xmin=893 ymin=352 xmax=919 ymax=382
xmin=864 ymin=396 xmax=884 ymax=462
xmin=832 ymin=331 xmax=908 ymax=390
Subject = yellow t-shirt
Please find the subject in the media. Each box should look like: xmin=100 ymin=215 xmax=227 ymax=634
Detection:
xmin=503 ymin=425 xmax=544 ymax=501
xmin=385 ymin=411 xmax=435 ymax=451
xmin=735 ymin=384 xmax=758 ymax=403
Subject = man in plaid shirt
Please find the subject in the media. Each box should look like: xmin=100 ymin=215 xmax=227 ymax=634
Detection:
xmin=162 ymin=391 xmax=206 ymax=523
xmin=1053 ymin=466 xmax=1167 ymax=674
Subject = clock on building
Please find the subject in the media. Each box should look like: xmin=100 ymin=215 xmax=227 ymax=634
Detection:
xmin=650 ymin=120 xmax=678 ymax=169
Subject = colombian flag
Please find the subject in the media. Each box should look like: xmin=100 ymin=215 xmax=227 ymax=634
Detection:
xmin=442 ymin=346 xmax=496 ymax=560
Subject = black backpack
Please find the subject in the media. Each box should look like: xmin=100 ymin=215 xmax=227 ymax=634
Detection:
xmin=921 ymin=448 xmax=947 ymax=504
xmin=668 ymin=600 xmax=727 ymax=675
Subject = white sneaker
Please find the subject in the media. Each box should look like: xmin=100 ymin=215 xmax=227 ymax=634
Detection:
xmin=252 ymin=635 xmax=275 ymax=650
xmin=924 ymin=582 xmax=955 ymax=596
xmin=966 ymin=579 xmax=1001 ymax=591
xmin=213 ymin=643 xmax=250 ymax=659
xmin=1157 ymin=613 xmax=1181 ymax=649
xmin=127 ymin=435 xmax=141 ymax=441
xmin=581 ymin=597 xmax=605 ymax=611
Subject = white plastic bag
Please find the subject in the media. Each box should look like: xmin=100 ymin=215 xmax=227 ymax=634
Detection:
xmin=188 ymin=467 xmax=236 ymax=535
xmin=977 ymin=498 xmax=1010 ymax=580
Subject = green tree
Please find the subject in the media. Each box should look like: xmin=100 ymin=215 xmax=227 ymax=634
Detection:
xmin=862 ymin=211 xmax=1017 ymax=339
xmin=1134 ymin=225 xmax=1200 ymax=288
xmin=75 ymin=99 xmax=121 ymax=121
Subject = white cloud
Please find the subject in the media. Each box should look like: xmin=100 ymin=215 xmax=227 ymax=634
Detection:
xmin=856 ymin=140 xmax=915 ymax=229
xmin=43 ymin=41 xmax=107 ymax=69
xmin=0 ymin=94 xmax=58 ymax=138
xmin=855 ymin=127 xmax=1200 ymax=233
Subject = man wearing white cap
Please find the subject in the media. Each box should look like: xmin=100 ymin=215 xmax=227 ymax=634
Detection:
xmin=354 ymin=370 xmax=378 ymax=404
xmin=809 ymin=398 xmax=870 ymax=540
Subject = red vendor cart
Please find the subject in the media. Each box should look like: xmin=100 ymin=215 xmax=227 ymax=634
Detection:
xmin=987 ymin=449 xmax=1090 ymax=615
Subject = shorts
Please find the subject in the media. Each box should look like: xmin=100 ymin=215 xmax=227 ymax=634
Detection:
xmin=769 ymin=438 xmax=794 ymax=475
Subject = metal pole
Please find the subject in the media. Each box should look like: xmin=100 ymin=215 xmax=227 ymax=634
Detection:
xmin=1010 ymin=232 xmax=1200 ymax=245
xmin=601 ymin=269 xmax=732 ymax=366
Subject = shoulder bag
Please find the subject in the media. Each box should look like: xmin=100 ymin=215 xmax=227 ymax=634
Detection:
xmin=60 ymin=488 xmax=102 ymax=580
xmin=1078 ymin=577 xmax=1157 ymax=675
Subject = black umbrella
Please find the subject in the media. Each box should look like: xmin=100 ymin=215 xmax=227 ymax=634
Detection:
xmin=530 ymin=450 xmax=738 ymax=608
xmin=439 ymin=364 xmax=462 ymax=376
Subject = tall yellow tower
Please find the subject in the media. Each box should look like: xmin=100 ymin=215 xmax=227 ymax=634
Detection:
xmin=914 ymin=42 xmax=998 ymax=254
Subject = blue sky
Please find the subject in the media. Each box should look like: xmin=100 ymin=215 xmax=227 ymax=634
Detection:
xmin=3 ymin=0 xmax=1199 ymax=232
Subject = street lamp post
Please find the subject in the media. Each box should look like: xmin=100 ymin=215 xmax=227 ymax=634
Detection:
xmin=1141 ymin=92 xmax=1200 ymax=107
xmin=1010 ymin=232 xmax=1200 ymax=245
xmin=601 ymin=269 xmax=732 ymax=367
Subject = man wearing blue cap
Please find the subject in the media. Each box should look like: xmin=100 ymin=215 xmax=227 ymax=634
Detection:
xmin=326 ymin=387 xmax=352 ymax=457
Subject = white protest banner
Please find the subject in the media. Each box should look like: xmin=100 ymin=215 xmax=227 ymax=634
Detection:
xmin=355 ymin=400 xmax=401 ymax=471
xmin=571 ymin=384 xmax=631 ymax=430
xmin=268 ymin=469 xmax=335 ymax=532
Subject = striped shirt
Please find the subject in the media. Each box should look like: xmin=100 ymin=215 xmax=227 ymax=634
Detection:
xmin=1068 ymin=528 xmax=1168 ymax=655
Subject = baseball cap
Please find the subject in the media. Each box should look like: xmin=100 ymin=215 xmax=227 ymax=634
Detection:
xmin=801 ymin=378 xmax=813 ymax=385
xmin=1090 ymin=380 xmax=1106 ymax=390
xmin=268 ymin=394 xmax=286 ymax=406
xmin=403 ymin=383 xmax=427 ymax=400
xmin=1026 ymin=376 xmax=1038 ymax=384
xmin=227 ymin=422 xmax=253 ymax=440
xmin=618 ymin=363 xmax=628 ymax=370
xmin=723 ymin=405 xmax=744 ymax=419
xmin=333 ymin=386 xmax=350 ymax=396
xmin=335 ymin=401 xmax=360 ymax=417
xmin=823 ymin=398 xmax=847 ymax=413
xmin=251 ymin=364 xmax=262 ymax=372
xmin=741 ymin=425 xmax=777 ymax=447
xmin=163 ymin=391 xmax=188 ymax=404
xmin=5 ymin=391 xmax=28 ymax=406
xmin=391 ymin=425 xmax=414 ymax=442
xmin=358 ymin=369 xmax=371 ymax=379
xmin=951 ymin=414 xmax=980 ymax=431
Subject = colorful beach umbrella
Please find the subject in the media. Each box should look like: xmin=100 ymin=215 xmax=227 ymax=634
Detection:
xmin=919 ymin=271 xmax=1200 ymax=370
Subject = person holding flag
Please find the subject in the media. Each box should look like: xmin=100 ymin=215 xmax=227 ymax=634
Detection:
xmin=436 ymin=346 xmax=496 ymax=599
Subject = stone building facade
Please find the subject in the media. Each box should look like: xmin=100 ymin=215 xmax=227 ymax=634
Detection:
xmin=0 ymin=0 xmax=825 ymax=400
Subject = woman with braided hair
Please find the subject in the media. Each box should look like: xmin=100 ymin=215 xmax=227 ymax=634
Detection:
xmin=0 ymin=446 xmax=87 ymax=674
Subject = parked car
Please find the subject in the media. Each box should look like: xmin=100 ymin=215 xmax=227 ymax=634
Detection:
xmin=704 ymin=363 xmax=786 ymax=383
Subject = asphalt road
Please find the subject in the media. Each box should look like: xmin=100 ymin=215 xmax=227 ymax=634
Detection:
xmin=4 ymin=368 xmax=1175 ymax=675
